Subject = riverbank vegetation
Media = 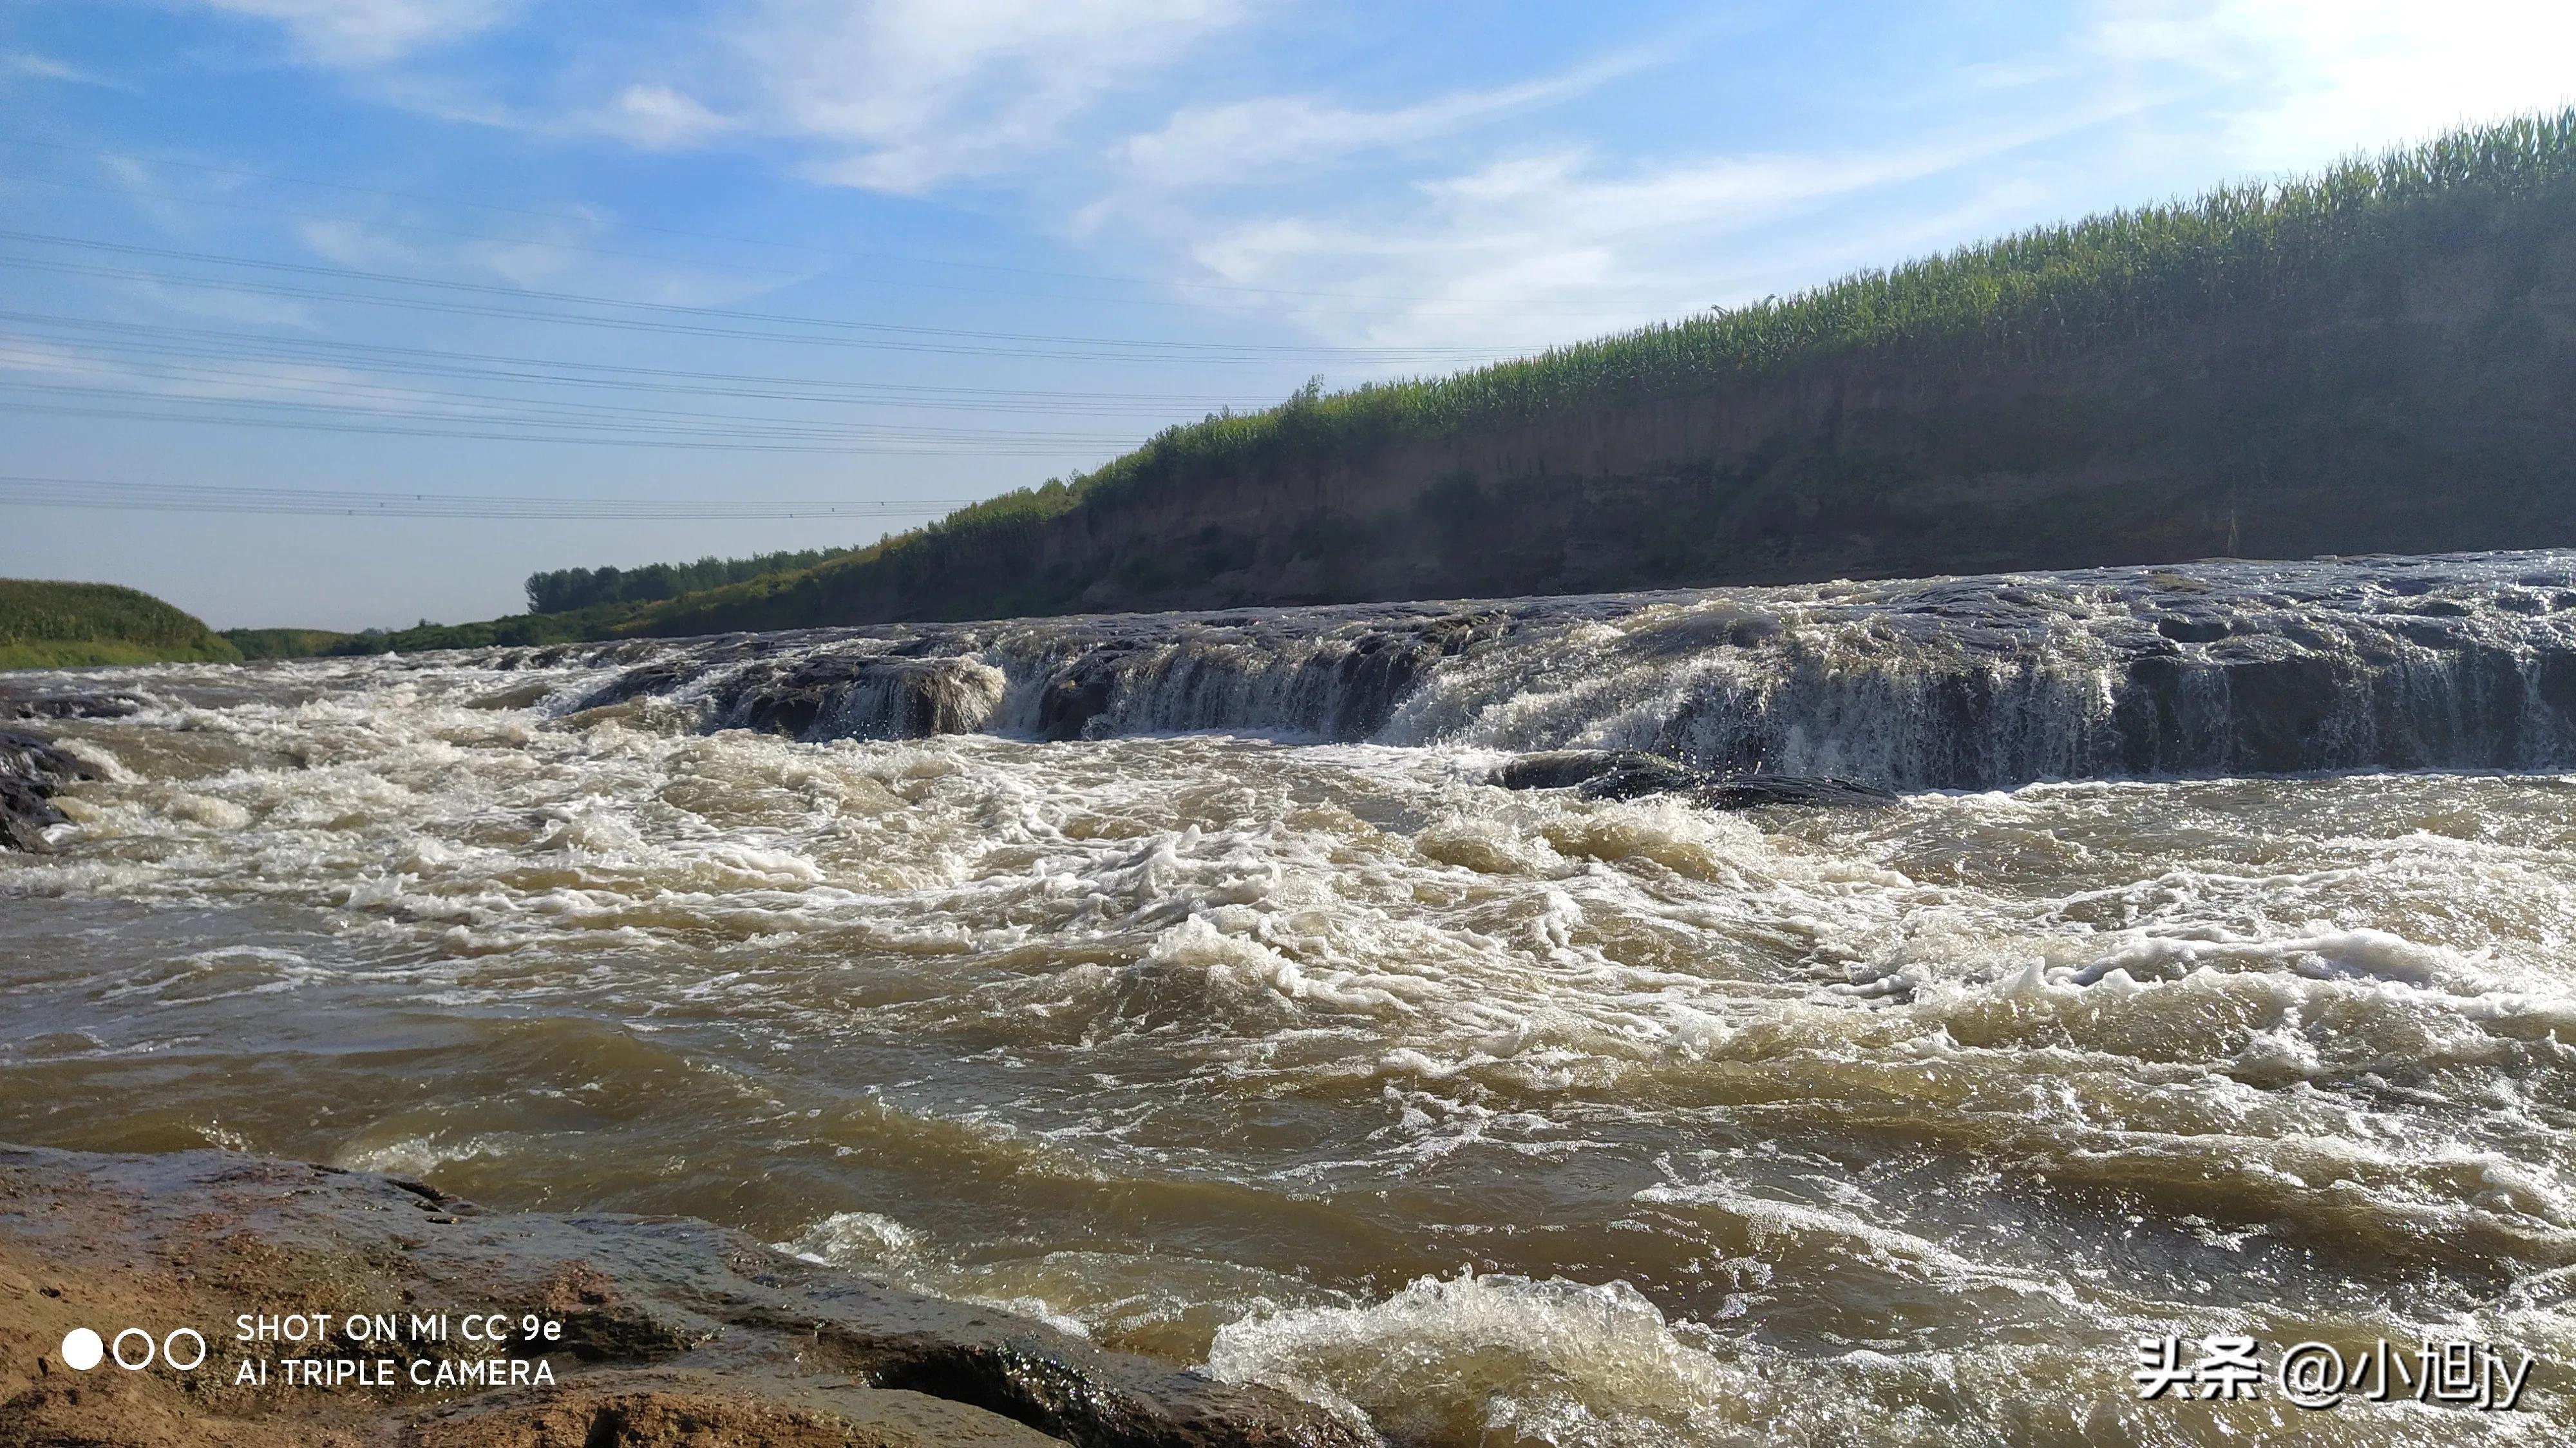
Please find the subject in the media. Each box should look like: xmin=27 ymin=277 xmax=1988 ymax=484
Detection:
xmin=616 ymin=107 xmax=2576 ymax=634
xmin=525 ymin=546 xmax=858 ymax=614
xmin=223 ymin=108 xmax=2576 ymax=644
xmin=0 ymin=580 xmax=241 ymax=671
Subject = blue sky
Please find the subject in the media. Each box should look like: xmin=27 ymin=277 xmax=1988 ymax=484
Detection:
xmin=3 ymin=1 xmax=2570 ymax=630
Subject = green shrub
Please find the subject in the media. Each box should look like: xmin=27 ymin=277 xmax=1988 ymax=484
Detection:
xmin=0 ymin=580 xmax=241 ymax=671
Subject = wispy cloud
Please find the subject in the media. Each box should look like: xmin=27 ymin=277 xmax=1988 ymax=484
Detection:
xmin=3 ymin=50 xmax=130 ymax=88
xmin=98 ymin=157 xmax=184 ymax=234
xmin=122 ymin=278 xmax=320 ymax=330
xmin=294 ymin=210 xmax=801 ymax=304
xmin=585 ymin=84 xmax=739 ymax=151
xmin=723 ymin=0 xmax=1260 ymax=193
xmin=1148 ymin=100 xmax=2148 ymax=353
xmin=2089 ymin=0 xmax=2576 ymax=167
xmin=1110 ymin=50 xmax=1653 ymax=192
xmin=191 ymin=0 xmax=516 ymax=66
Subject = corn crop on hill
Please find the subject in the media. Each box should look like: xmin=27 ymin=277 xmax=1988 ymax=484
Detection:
xmin=0 ymin=580 xmax=241 ymax=671
xmin=601 ymin=109 xmax=2574 ymax=632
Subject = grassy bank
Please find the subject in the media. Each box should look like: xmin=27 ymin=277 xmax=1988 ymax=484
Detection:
xmin=1 ymin=580 xmax=242 ymax=671
xmin=209 ymin=108 xmax=2576 ymax=648
xmin=222 ymin=627 xmax=365 ymax=660
xmin=609 ymin=108 xmax=2576 ymax=634
xmin=223 ymin=605 xmax=638 ymax=660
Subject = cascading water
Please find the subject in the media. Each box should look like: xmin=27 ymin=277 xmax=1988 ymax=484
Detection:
xmin=509 ymin=551 xmax=2576 ymax=790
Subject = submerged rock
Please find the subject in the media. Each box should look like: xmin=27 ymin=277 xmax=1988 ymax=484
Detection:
xmin=0 ymin=729 xmax=96 ymax=852
xmin=1 ymin=690 xmax=144 ymax=721
xmin=0 ymin=1143 xmax=1367 ymax=1448
xmin=713 ymin=653 xmax=1009 ymax=740
xmin=1490 ymin=750 xmax=1897 ymax=810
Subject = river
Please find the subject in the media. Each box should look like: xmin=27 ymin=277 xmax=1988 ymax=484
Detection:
xmin=6 ymin=550 xmax=2575 ymax=1444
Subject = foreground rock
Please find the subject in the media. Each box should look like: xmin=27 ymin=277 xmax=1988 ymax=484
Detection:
xmin=1489 ymin=749 xmax=1898 ymax=809
xmin=0 ymin=730 xmax=97 ymax=852
xmin=0 ymin=1144 xmax=1368 ymax=1448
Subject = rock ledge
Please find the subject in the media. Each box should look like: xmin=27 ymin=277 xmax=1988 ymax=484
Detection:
xmin=0 ymin=1144 xmax=1368 ymax=1448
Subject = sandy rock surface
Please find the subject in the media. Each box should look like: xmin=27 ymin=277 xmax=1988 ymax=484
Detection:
xmin=0 ymin=1144 xmax=1368 ymax=1448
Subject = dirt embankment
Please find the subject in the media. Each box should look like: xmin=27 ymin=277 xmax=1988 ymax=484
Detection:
xmin=0 ymin=1145 xmax=1365 ymax=1448
xmin=639 ymin=202 xmax=2576 ymax=634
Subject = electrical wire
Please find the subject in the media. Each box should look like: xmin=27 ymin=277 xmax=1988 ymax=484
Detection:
xmin=0 ymin=229 xmax=1532 ymax=362
xmin=0 ymin=312 xmax=1282 ymax=415
xmin=0 ymin=474 xmax=981 ymax=519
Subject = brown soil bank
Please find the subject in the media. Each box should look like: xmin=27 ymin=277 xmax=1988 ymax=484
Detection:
xmin=0 ymin=1145 xmax=1363 ymax=1448
xmin=633 ymin=112 xmax=2576 ymax=636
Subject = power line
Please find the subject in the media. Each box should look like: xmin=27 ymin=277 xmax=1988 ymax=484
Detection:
xmin=0 ymin=133 xmax=1624 ymax=310
xmin=0 ymin=401 xmax=1108 ymax=453
xmin=0 ymin=363 xmax=1148 ymax=444
xmin=0 ymin=251 xmax=1488 ymax=366
xmin=0 ymin=312 xmax=1282 ymax=415
xmin=0 ymin=168 xmax=1645 ymax=323
xmin=0 ymin=229 xmax=1530 ymax=362
xmin=0 ymin=475 xmax=982 ymax=519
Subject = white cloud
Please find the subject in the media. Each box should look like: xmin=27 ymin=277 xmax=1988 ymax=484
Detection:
xmin=1166 ymin=110 xmax=2133 ymax=354
xmin=126 ymin=279 xmax=320 ymax=329
xmin=726 ymin=0 xmax=1260 ymax=193
xmin=193 ymin=0 xmax=514 ymax=66
xmin=3 ymin=50 xmax=128 ymax=88
xmin=1113 ymin=52 xmax=1648 ymax=191
xmin=2091 ymin=0 xmax=2576 ymax=169
xmin=297 ymin=216 xmax=425 ymax=269
xmin=297 ymin=211 xmax=599 ymax=286
xmin=294 ymin=209 xmax=794 ymax=303
xmin=589 ymin=84 xmax=737 ymax=151
xmin=1102 ymin=2 xmax=2576 ymax=357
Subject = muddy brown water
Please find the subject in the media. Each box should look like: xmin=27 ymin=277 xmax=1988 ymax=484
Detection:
xmin=7 ymin=554 xmax=2576 ymax=1444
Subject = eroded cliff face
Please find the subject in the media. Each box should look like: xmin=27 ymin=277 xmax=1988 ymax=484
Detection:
xmin=640 ymin=208 xmax=2576 ymax=634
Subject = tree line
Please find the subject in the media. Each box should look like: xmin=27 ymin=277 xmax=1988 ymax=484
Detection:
xmin=524 ymin=547 xmax=859 ymax=614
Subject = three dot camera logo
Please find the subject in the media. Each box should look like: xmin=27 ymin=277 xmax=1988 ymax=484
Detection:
xmin=57 ymin=1325 xmax=208 ymax=1374
xmin=55 ymin=1311 xmax=566 ymax=1391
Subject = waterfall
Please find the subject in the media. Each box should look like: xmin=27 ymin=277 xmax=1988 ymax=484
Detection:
xmin=503 ymin=551 xmax=2576 ymax=791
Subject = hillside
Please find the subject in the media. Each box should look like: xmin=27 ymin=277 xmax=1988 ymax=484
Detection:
xmin=605 ymin=110 xmax=2576 ymax=636
xmin=0 ymin=580 xmax=242 ymax=671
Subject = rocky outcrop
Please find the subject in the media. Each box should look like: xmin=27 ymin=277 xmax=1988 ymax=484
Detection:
xmin=1490 ymin=750 xmax=1898 ymax=809
xmin=0 ymin=1145 xmax=1368 ymax=1448
xmin=0 ymin=729 xmax=94 ymax=852
xmin=2 ymin=691 xmax=144 ymax=723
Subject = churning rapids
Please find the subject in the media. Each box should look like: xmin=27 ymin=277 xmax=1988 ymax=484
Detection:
xmin=8 ymin=550 xmax=2576 ymax=1445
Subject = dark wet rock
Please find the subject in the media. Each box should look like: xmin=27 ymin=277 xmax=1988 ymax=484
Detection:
xmin=714 ymin=652 xmax=1006 ymax=741
xmin=1 ymin=690 xmax=144 ymax=721
xmin=0 ymin=1143 xmax=1367 ymax=1448
xmin=2154 ymin=614 xmax=2231 ymax=643
xmin=464 ymin=680 xmax=558 ymax=711
xmin=1490 ymin=750 xmax=1623 ymax=792
xmin=1690 ymin=775 xmax=1902 ymax=810
xmin=1490 ymin=750 xmax=1897 ymax=810
xmin=383 ymin=551 xmax=2576 ymax=788
xmin=571 ymin=660 xmax=698 ymax=712
xmin=1038 ymin=658 xmax=1127 ymax=742
xmin=0 ymin=729 xmax=97 ymax=852
xmin=1029 ymin=611 xmax=1504 ymax=743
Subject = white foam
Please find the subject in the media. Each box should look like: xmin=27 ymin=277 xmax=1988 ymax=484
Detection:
xmin=1207 ymin=1270 xmax=1745 ymax=1447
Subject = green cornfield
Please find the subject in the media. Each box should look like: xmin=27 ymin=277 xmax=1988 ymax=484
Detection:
xmin=920 ymin=106 xmax=2576 ymax=534
xmin=0 ymin=579 xmax=241 ymax=671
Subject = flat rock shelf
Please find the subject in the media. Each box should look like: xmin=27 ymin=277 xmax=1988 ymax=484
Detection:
xmin=0 ymin=1144 xmax=1364 ymax=1448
